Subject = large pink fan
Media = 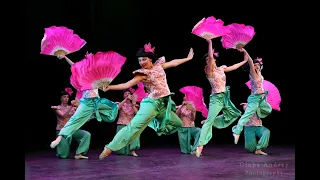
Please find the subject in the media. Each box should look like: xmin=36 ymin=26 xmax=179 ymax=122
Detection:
xmin=70 ymin=75 xmax=83 ymax=100
xmin=132 ymin=82 xmax=148 ymax=102
xmin=180 ymin=86 xmax=208 ymax=118
xmin=191 ymin=16 xmax=230 ymax=40
xmin=221 ymin=23 xmax=255 ymax=49
xmin=40 ymin=26 xmax=86 ymax=56
xmin=71 ymin=51 xmax=126 ymax=91
xmin=245 ymin=80 xmax=281 ymax=111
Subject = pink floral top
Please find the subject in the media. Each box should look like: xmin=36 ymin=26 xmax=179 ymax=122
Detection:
xmin=207 ymin=65 xmax=227 ymax=94
xmin=133 ymin=57 xmax=171 ymax=99
xmin=116 ymin=101 xmax=139 ymax=125
xmin=55 ymin=105 xmax=77 ymax=130
xmin=177 ymin=104 xmax=196 ymax=127
xmin=249 ymin=74 xmax=264 ymax=94
xmin=244 ymin=113 xmax=262 ymax=126
xmin=82 ymin=89 xmax=99 ymax=98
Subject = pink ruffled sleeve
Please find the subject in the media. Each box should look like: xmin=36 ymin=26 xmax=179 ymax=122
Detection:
xmin=220 ymin=65 xmax=227 ymax=69
xmin=133 ymin=68 xmax=149 ymax=76
xmin=154 ymin=56 xmax=166 ymax=65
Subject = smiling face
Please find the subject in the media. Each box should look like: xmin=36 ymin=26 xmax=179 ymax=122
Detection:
xmin=138 ymin=57 xmax=153 ymax=69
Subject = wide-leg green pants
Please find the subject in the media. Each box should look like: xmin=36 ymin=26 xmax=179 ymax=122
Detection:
xmin=232 ymin=92 xmax=272 ymax=135
xmin=178 ymin=127 xmax=201 ymax=154
xmin=114 ymin=124 xmax=140 ymax=155
xmin=198 ymin=86 xmax=242 ymax=146
xmin=244 ymin=126 xmax=270 ymax=152
xmin=55 ymin=129 xmax=91 ymax=158
xmin=106 ymin=95 xmax=182 ymax=151
xmin=59 ymin=97 xmax=118 ymax=138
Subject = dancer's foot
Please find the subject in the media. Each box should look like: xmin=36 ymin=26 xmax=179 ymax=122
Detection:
xmin=131 ymin=151 xmax=138 ymax=157
xmin=191 ymin=150 xmax=202 ymax=156
xmin=50 ymin=136 xmax=62 ymax=148
xmin=99 ymin=147 xmax=112 ymax=160
xmin=255 ymin=150 xmax=268 ymax=155
xmin=74 ymin=154 xmax=89 ymax=159
xmin=233 ymin=133 xmax=240 ymax=144
xmin=196 ymin=146 xmax=203 ymax=157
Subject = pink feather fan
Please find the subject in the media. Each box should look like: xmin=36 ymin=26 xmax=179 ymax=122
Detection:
xmin=70 ymin=75 xmax=83 ymax=100
xmin=71 ymin=51 xmax=126 ymax=91
xmin=180 ymin=86 xmax=209 ymax=118
xmin=132 ymin=82 xmax=148 ymax=102
xmin=245 ymin=80 xmax=281 ymax=111
xmin=192 ymin=16 xmax=230 ymax=40
xmin=221 ymin=23 xmax=255 ymax=49
xmin=40 ymin=26 xmax=86 ymax=56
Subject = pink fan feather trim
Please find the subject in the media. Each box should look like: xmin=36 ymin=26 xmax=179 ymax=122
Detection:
xmin=221 ymin=23 xmax=255 ymax=49
xmin=179 ymin=86 xmax=208 ymax=118
xmin=132 ymin=82 xmax=147 ymax=102
xmin=40 ymin=26 xmax=86 ymax=56
xmin=245 ymin=80 xmax=281 ymax=111
xmin=70 ymin=51 xmax=126 ymax=91
xmin=192 ymin=16 xmax=230 ymax=40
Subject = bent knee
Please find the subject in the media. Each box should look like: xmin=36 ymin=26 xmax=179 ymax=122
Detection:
xmin=84 ymin=131 xmax=91 ymax=138
xmin=264 ymin=129 xmax=270 ymax=135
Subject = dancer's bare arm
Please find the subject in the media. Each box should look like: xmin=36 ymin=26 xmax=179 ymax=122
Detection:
xmin=241 ymin=48 xmax=258 ymax=79
xmin=204 ymin=39 xmax=216 ymax=78
xmin=161 ymin=48 xmax=194 ymax=69
xmin=224 ymin=54 xmax=248 ymax=72
xmin=104 ymin=75 xmax=146 ymax=91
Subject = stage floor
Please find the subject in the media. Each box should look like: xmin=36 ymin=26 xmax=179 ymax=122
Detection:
xmin=25 ymin=145 xmax=295 ymax=180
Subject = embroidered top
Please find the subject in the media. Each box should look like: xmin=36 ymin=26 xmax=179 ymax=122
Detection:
xmin=177 ymin=104 xmax=196 ymax=127
xmin=249 ymin=74 xmax=264 ymax=94
xmin=244 ymin=113 xmax=262 ymax=126
xmin=207 ymin=65 xmax=227 ymax=94
xmin=116 ymin=101 xmax=139 ymax=125
xmin=82 ymin=89 xmax=99 ymax=98
xmin=55 ymin=105 xmax=77 ymax=130
xmin=133 ymin=57 xmax=171 ymax=99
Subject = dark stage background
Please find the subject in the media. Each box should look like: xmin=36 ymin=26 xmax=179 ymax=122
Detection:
xmin=25 ymin=1 xmax=292 ymax=153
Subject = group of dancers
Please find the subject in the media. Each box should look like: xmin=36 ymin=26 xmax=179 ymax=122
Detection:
xmin=49 ymin=38 xmax=272 ymax=160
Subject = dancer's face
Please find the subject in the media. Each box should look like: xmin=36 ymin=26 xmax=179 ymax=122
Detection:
xmin=60 ymin=95 xmax=69 ymax=104
xmin=254 ymin=63 xmax=261 ymax=71
xmin=138 ymin=57 xmax=152 ymax=69
xmin=123 ymin=91 xmax=131 ymax=99
xmin=206 ymin=56 xmax=216 ymax=64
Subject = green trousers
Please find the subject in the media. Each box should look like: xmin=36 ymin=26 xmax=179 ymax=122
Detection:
xmin=198 ymin=86 xmax=242 ymax=146
xmin=244 ymin=126 xmax=270 ymax=152
xmin=178 ymin=127 xmax=201 ymax=154
xmin=115 ymin=124 xmax=140 ymax=155
xmin=55 ymin=129 xmax=91 ymax=158
xmin=232 ymin=92 xmax=272 ymax=135
xmin=59 ymin=97 xmax=118 ymax=138
xmin=106 ymin=95 xmax=182 ymax=151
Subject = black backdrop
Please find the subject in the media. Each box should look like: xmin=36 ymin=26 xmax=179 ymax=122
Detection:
xmin=25 ymin=0 xmax=292 ymax=153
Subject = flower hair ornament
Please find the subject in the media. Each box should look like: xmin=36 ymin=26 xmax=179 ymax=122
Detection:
xmin=144 ymin=42 xmax=155 ymax=53
xmin=212 ymin=49 xmax=219 ymax=57
xmin=64 ymin=87 xmax=73 ymax=96
xmin=255 ymin=57 xmax=263 ymax=64
xmin=128 ymin=87 xmax=135 ymax=93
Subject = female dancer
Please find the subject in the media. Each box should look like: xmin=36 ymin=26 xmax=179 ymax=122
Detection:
xmin=176 ymin=96 xmax=201 ymax=154
xmin=51 ymin=88 xmax=91 ymax=159
xmin=195 ymin=39 xmax=247 ymax=157
xmin=232 ymin=48 xmax=272 ymax=144
xmin=99 ymin=43 xmax=194 ymax=159
xmin=50 ymin=55 xmax=119 ymax=149
xmin=115 ymin=90 xmax=140 ymax=156
xmin=240 ymin=102 xmax=270 ymax=155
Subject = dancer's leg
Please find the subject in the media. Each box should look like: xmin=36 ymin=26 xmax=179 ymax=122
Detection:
xmin=190 ymin=127 xmax=201 ymax=152
xmin=55 ymin=130 xmax=71 ymax=159
xmin=255 ymin=126 xmax=270 ymax=155
xmin=244 ymin=126 xmax=257 ymax=153
xmin=73 ymin=129 xmax=91 ymax=159
xmin=178 ymin=128 xmax=191 ymax=154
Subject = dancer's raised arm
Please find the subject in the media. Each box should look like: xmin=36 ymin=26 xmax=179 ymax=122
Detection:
xmin=57 ymin=55 xmax=74 ymax=65
xmin=224 ymin=53 xmax=248 ymax=72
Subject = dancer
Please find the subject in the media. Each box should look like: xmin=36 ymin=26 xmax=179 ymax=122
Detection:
xmin=240 ymin=102 xmax=270 ymax=155
xmin=50 ymin=54 xmax=119 ymax=149
xmin=114 ymin=90 xmax=140 ymax=156
xmin=176 ymin=96 xmax=201 ymax=154
xmin=99 ymin=43 xmax=194 ymax=159
xmin=195 ymin=39 xmax=247 ymax=157
xmin=232 ymin=48 xmax=272 ymax=144
xmin=51 ymin=88 xmax=91 ymax=159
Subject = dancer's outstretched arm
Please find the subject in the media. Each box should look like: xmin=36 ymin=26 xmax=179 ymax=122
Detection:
xmin=161 ymin=48 xmax=194 ymax=69
xmin=241 ymin=48 xmax=258 ymax=79
xmin=204 ymin=39 xmax=216 ymax=77
xmin=103 ymin=75 xmax=146 ymax=91
xmin=224 ymin=53 xmax=248 ymax=72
